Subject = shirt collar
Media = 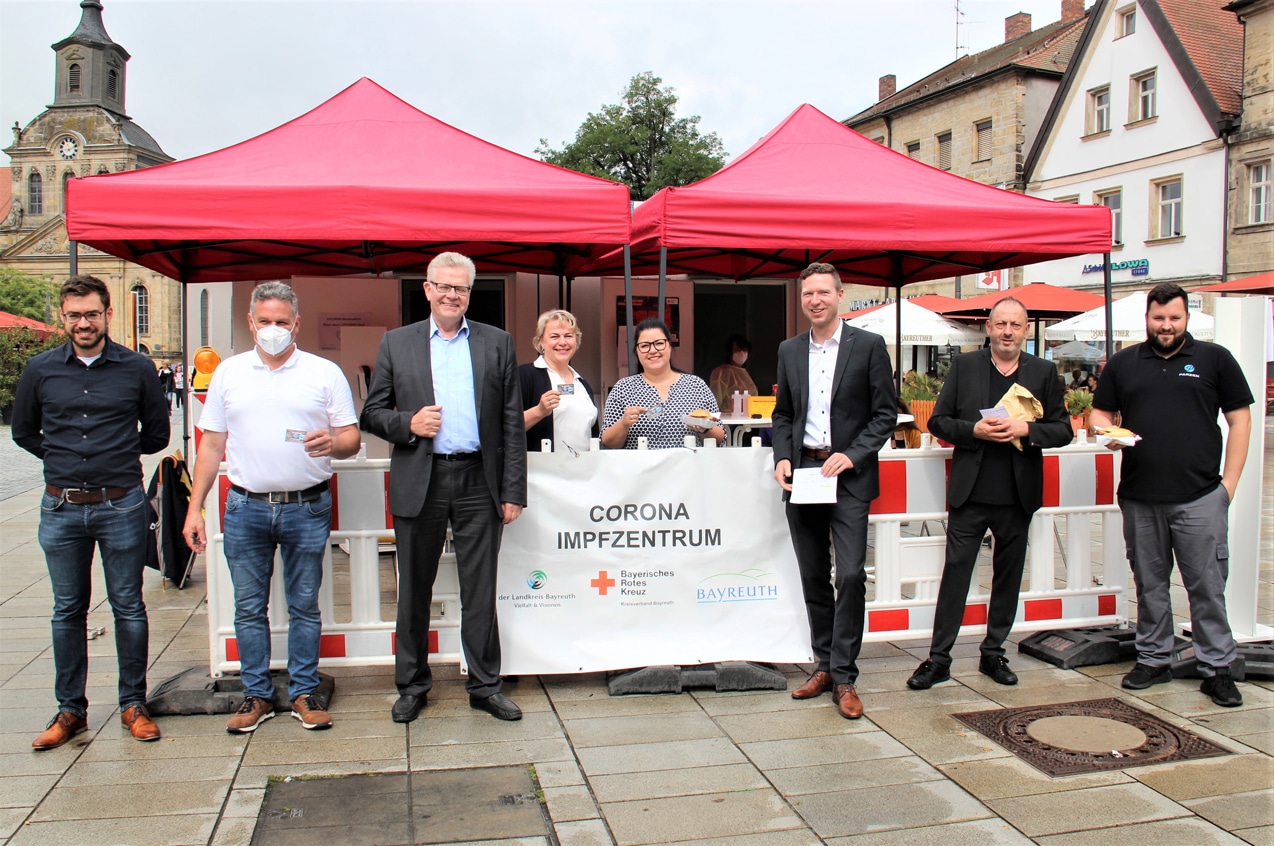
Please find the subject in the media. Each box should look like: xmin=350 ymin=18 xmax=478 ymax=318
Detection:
xmin=61 ymin=335 xmax=126 ymax=364
xmin=809 ymin=329 xmax=841 ymax=351
xmin=429 ymin=315 xmax=469 ymax=339
xmin=250 ymin=345 xmax=301 ymax=369
xmin=533 ymin=354 xmax=579 ymax=377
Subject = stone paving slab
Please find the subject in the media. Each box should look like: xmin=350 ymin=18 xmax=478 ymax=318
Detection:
xmin=409 ymin=711 xmax=562 ymax=746
xmin=986 ymin=782 xmax=1195 ymax=837
xmin=1233 ymin=824 xmax=1274 ymax=845
xmin=560 ymin=710 xmax=725 ymax=748
xmin=714 ymin=706 xmax=881 ymax=743
xmin=57 ymin=755 xmax=242 ymax=787
xmin=7 ymin=812 xmax=218 ymax=846
xmin=797 ymin=779 xmax=993 ymax=837
xmin=575 ymin=736 xmax=748 ymax=777
xmin=824 ymin=818 xmax=1033 ymax=845
xmin=1128 ymin=753 xmax=1274 ymax=801
xmin=31 ymin=779 xmax=230 ymax=821
xmin=741 ymin=729 xmax=915 ymax=770
xmin=1031 ymin=817 xmax=1249 ymax=845
xmin=601 ymin=788 xmax=805 ymax=845
xmin=1183 ymin=789 xmax=1274 ymax=832
xmin=588 ymin=762 xmax=770 ymax=803
xmin=766 ymin=754 xmax=943 ymax=796
xmin=938 ymin=755 xmax=1133 ymax=800
xmin=411 ymin=737 xmax=573 ymax=770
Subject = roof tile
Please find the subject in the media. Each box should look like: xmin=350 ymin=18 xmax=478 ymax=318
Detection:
xmin=1156 ymin=0 xmax=1243 ymax=115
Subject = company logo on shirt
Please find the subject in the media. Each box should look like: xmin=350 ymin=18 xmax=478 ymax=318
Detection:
xmin=1180 ymin=363 xmax=1200 ymax=379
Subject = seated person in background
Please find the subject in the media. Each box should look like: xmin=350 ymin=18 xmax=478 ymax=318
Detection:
xmin=709 ymin=335 xmax=759 ymax=412
xmin=603 ymin=318 xmax=726 ymax=449
xmin=519 ymin=309 xmax=598 ymax=453
xmin=1085 ymin=373 xmax=1099 ymax=392
xmin=1068 ymin=368 xmax=1086 ymax=389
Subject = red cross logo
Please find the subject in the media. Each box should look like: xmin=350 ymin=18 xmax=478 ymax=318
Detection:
xmin=591 ymin=570 xmax=616 ymax=595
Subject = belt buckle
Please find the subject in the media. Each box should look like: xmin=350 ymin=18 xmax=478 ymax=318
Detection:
xmin=267 ymin=491 xmax=288 ymax=504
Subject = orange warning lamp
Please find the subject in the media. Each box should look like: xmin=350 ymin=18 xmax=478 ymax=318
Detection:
xmin=191 ymin=346 xmax=221 ymax=390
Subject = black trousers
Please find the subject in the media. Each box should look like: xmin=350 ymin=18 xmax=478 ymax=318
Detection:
xmin=393 ymin=456 xmax=504 ymax=699
xmin=784 ymin=456 xmax=871 ymax=685
xmin=929 ymin=499 xmax=1032 ymax=667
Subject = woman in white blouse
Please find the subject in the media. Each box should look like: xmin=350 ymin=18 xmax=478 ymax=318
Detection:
xmin=519 ymin=310 xmax=598 ymax=453
xmin=602 ymin=318 xmax=726 ymax=449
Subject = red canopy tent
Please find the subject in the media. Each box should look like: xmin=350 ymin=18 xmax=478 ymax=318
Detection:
xmin=65 ymin=78 xmax=632 ymax=283
xmin=1192 ymin=273 xmax=1274 ymax=296
xmin=0 ymin=310 xmax=60 ymax=340
xmin=937 ymin=282 xmax=1106 ymax=320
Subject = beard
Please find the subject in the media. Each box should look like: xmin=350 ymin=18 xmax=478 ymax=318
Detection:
xmin=70 ymin=326 xmax=106 ymax=353
xmin=1148 ymin=328 xmax=1186 ymax=355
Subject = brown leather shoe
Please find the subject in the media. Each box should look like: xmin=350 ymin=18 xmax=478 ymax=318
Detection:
xmin=32 ymin=711 xmax=88 ymax=750
xmin=791 ymin=671 xmax=833 ymax=699
xmin=833 ymin=683 xmax=863 ymax=719
xmin=121 ymin=705 xmax=161 ymax=742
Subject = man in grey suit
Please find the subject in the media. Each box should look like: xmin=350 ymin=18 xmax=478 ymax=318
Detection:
xmin=907 ymin=297 xmax=1072 ymax=691
xmin=772 ymin=262 xmax=897 ymax=719
xmin=361 ymin=252 xmax=528 ymax=723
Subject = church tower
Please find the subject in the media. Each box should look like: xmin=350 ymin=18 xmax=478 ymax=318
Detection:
xmin=2 ymin=0 xmax=179 ymax=361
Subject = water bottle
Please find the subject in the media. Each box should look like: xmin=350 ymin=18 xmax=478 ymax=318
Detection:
xmin=731 ymin=390 xmax=744 ymax=416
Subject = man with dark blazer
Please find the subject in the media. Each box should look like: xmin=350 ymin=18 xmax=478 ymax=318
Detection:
xmin=772 ymin=263 xmax=897 ymax=719
xmin=361 ymin=252 xmax=527 ymax=723
xmin=908 ymin=297 xmax=1071 ymax=690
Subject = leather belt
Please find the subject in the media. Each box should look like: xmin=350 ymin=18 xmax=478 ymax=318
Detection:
xmin=230 ymin=480 xmax=329 ymax=504
xmin=433 ymin=451 xmax=482 ymax=462
xmin=801 ymin=447 xmax=834 ymax=461
xmin=46 ymin=485 xmax=130 ymax=504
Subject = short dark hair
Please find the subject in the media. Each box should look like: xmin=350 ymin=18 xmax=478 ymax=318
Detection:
xmin=61 ymin=275 xmax=110 ymax=308
xmin=988 ymin=296 xmax=1029 ymax=321
xmin=633 ymin=317 xmax=671 ymax=349
xmin=798 ymin=262 xmax=842 ymax=289
xmin=725 ymin=334 xmax=752 ymax=360
xmin=1146 ymin=282 xmax=1188 ymax=313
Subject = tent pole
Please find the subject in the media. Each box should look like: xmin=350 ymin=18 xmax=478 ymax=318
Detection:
xmin=657 ymin=246 xmax=667 ymax=331
xmin=180 ymin=280 xmax=190 ymax=460
xmin=566 ymin=276 xmax=573 ymax=313
xmin=1102 ymin=252 xmax=1113 ymax=366
xmin=624 ymin=245 xmax=635 ymax=373
xmin=69 ymin=240 xmax=78 ymax=276
xmin=892 ymin=253 xmax=903 ymax=391
xmin=558 ymin=274 xmax=565 ymax=310
xmin=1035 ymin=318 xmax=1042 ymax=357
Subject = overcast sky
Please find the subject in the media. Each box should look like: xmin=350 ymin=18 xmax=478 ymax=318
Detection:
xmin=3 ymin=0 xmax=1076 ymax=164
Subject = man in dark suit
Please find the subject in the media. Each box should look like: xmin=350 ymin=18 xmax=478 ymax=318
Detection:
xmin=907 ymin=297 xmax=1071 ymax=691
xmin=361 ymin=252 xmax=528 ymax=723
xmin=772 ymin=262 xmax=897 ymax=719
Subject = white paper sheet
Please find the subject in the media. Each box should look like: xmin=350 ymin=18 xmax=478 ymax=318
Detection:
xmin=790 ymin=468 xmax=838 ymax=504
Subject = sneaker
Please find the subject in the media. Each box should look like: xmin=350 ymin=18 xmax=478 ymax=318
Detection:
xmin=226 ymin=696 xmax=275 ymax=734
xmin=979 ymin=656 xmax=1018 ymax=686
xmin=291 ymin=693 xmax=333 ymax=730
xmin=1121 ymin=662 xmax=1172 ymax=690
xmin=1200 ymin=670 xmax=1243 ymax=707
xmin=907 ymin=659 xmax=951 ymax=690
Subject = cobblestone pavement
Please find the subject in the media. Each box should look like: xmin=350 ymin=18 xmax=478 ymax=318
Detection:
xmin=0 ymin=414 xmax=1268 ymax=845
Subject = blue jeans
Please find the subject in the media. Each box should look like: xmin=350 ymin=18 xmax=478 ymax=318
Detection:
xmin=38 ymin=484 xmax=150 ymax=716
xmin=222 ymin=488 xmax=331 ymax=700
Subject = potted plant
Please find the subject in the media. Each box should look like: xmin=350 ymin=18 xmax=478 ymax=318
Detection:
xmin=899 ymin=372 xmax=942 ymax=434
xmin=1064 ymin=388 xmax=1094 ymax=436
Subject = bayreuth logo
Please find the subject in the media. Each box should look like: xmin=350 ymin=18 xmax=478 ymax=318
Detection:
xmin=526 ymin=570 xmax=547 ymax=590
xmin=697 ymin=568 xmax=781 ymax=603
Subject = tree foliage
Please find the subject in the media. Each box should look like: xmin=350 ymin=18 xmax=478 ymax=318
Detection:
xmin=538 ymin=72 xmax=727 ymax=201
xmin=0 ymin=268 xmax=58 ymax=322
xmin=0 ymin=326 xmax=65 ymax=410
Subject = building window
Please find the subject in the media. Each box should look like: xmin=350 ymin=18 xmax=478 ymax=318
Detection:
xmin=27 ymin=171 xmax=43 ymax=215
xmin=132 ymin=284 xmax=149 ymax=336
xmin=1154 ymin=178 xmax=1183 ymax=237
xmin=871 ymin=136 xmax=885 ymax=145
xmin=1096 ymin=189 xmax=1123 ymax=245
xmin=937 ymin=132 xmax=952 ymax=170
xmin=1249 ymin=162 xmax=1271 ymax=225
xmin=1054 ymin=195 xmax=1080 ymax=204
xmin=68 ymin=63 xmax=81 ymax=92
xmin=199 ymin=290 xmax=210 ymax=346
xmin=974 ymin=120 xmax=992 ymax=161
xmin=906 ymin=141 xmax=920 ymax=158
xmin=107 ymin=69 xmax=118 ymax=100
xmin=1131 ymin=71 xmax=1156 ymax=122
xmin=1118 ymin=7 xmax=1136 ymax=37
xmin=1088 ymin=86 xmax=1111 ymax=134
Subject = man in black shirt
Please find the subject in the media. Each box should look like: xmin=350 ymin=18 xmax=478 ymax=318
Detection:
xmin=1092 ymin=282 xmax=1254 ymax=707
xmin=12 ymin=275 xmax=170 ymax=749
xmin=908 ymin=298 xmax=1071 ymax=691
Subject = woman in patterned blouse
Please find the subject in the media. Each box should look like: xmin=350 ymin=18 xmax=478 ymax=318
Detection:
xmin=602 ymin=318 xmax=726 ymax=449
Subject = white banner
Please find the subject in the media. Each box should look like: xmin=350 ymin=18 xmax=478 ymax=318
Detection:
xmin=496 ymin=447 xmax=814 ymax=674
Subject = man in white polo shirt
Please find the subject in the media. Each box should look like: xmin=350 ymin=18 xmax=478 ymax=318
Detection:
xmin=184 ymin=282 xmax=360 ymax=734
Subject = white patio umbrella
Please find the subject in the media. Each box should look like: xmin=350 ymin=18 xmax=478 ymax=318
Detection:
xmin=1045 ymin=291 xmax=1214 ymax=342
xmin=1048 ymin=340 xmax=1104 ymax=362
xmin=843 ymin=299 xmax=986 ymax=346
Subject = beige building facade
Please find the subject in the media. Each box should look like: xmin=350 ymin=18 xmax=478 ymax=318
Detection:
xmin=1225 ymin=0 xmax=1274 ymax=279
xmin=1 ymin=0 xmax=181 ymax=361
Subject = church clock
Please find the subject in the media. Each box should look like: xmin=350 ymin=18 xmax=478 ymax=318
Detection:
xmin=57 ymin=136 xmax=78 ymax=159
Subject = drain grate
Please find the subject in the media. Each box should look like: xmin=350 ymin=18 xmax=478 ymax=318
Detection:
xmin=252 ymin=766 xmax=550 ymax=846
xmin=952 ymin=697 xmax=1231 ymax=777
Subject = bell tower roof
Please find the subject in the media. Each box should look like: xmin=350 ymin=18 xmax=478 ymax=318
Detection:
xmin=52 ymin=0 xmax=129 ymax=58
xmin=49 ymin=0 xmax=130 ymax=115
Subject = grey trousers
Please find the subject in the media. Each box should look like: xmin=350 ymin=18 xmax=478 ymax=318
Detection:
xmin=1120 ymin=485 xmax=1237 ymax=676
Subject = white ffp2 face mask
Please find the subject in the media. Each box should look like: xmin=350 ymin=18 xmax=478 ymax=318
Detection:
xmin=256 ymin=324 xmax=293 ymax=356
xmin=732 ymin=352 xmax=748 ymax=367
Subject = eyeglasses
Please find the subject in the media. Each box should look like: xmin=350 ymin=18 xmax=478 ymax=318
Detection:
xmin=636 ymin=338 xmax=669 ymax=353
xmin=430 ymin=282 xmax=473 ymax=297
xmin=62 ymin=310 xmax=104 ymax=324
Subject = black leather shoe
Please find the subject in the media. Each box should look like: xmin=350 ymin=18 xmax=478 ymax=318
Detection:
xmin=979 ymin=656 xmax=1018 ymax=686
xmin=907 ymin=659 xmax=951 ymax=690
xmin=469 ymin=692 xmax=522 ymax=721
xmin=391 ymin=694 xmax=425 ymax=723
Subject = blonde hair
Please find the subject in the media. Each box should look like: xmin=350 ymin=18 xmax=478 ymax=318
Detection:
xmin=427 ymin=252 xmax=476 ymax=285
xmin=533 ymin=310 xmax=582 ymax=354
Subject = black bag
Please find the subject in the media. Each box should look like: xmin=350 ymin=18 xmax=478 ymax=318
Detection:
xmin=145 ymin=452 xmax=196 ymax=588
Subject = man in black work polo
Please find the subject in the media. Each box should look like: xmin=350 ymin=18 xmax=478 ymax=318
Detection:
xmin=12 ymin=275 xmax=170 ymax=749
xmin=1091 ymin=282 xmax=1254 ymax=708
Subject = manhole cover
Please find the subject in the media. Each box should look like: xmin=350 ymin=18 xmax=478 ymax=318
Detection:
xmin=953 ymin=697 xmax=1231 ymax=777
xmin=252 ymin=767 xmax=550 ymax=846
